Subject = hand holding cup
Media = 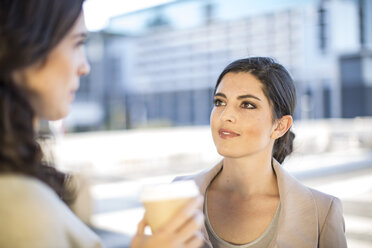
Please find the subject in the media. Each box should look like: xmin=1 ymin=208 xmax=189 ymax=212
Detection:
xmin=131 ymin=180 xmax=204 ymax=248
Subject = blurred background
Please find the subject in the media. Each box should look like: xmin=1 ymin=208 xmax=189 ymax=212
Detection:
xmin=44 ymin=0 xmax=372 ymax=247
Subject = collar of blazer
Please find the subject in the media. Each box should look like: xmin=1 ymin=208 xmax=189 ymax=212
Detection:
xmin=187 ymin=159 xmax=319 ymax=248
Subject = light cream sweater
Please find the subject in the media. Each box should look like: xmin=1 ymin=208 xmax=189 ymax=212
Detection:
xmin=0 ymin=174 xmax=103 ymax=248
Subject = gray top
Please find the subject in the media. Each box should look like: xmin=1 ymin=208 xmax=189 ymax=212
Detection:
xmin=204 ymin=188 xmax=280 ymax=248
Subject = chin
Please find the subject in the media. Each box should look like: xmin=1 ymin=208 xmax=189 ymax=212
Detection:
xmin=47 ymin=115 xmax=64 ymax=121
xmin=46 ymin=108 xmax=69 ymax=121
xmin=216 ymin=146 xmax=242 ymax=158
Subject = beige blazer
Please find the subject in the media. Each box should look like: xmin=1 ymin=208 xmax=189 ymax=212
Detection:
xmin=176 ymin=160 xmax=347 ymax=248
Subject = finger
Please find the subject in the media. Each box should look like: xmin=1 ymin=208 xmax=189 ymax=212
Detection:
xmin=162 ymin=196 xmax=203 ymax=234
xmin=136 ymin=216 xmax=147 ymax=235
xmin=185 ymin=232 xmax=204 ymax=248
xmin=131 ymin=233 xmax=149 ymax=248
xmin=175 ymin=211 xmax=204 ymax=243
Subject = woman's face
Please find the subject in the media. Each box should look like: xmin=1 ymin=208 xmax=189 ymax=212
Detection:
xmin=14 ymin=12 xmax=90 ymax=121
xmin=210 ymin=72 xmax=278 ymax=159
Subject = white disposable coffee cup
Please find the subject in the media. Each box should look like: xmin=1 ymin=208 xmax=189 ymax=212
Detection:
xmin=140 ymin=180 xmax=199 ymax=233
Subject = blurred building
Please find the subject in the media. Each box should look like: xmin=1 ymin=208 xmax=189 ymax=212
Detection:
xmin=339 ymin=0 xmax=372 ymax=117
xmin=72 ymin=0 xmax=370 ymax=130
xmin=65 ymin=32 xmax=130 ymax=131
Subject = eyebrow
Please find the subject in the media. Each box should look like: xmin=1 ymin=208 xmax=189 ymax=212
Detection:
xmin=72 ymin=32 xmax=88 ymax=39
xmin=214 ymin=92 xmax=261 ymax=101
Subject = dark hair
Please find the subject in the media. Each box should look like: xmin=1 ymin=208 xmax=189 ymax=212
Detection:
xmin=214 ymin=57 xmax=296 ymax=163
xmin=0 ymin=0 xmax=84 ymax=202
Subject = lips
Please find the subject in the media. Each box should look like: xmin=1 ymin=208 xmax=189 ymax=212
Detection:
xmin=218 ymin=128 xmax=240 ymax=139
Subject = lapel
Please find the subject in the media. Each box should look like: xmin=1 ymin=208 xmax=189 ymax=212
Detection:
xmin=272 ymin=160 xmax=319 ymax=248
xmin=192 ymin=159 xmax=319 ymax=248
xmin=191 ymin=161 xmax=223 ymax=248
xmin=194 ymin=160 xmax=223 ymax=196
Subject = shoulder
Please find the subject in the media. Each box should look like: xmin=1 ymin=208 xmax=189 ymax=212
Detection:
xmin=174 ymin=160 xmax=224 ymax=194
xmin=0 ymin=174 xmax=102 ymax=247
xmin=308 ymin=187 xmax=343 ymax=217
xmin=0 ymin=174 xmax=62 ymax=209
xmin=0 ymin=174 xmax=60 ymax=209
xmin=274 ymin=162 xmax=342 ymax=215
xmin=0 ymin=175 xmax=65 ymax=236
xmin=174 ymin=172 xmax=200 ymax=182
xmin=307 ymin=188 xmax=347 ymax=246
xmin=308 ymin=187 xmax=345 ymax=234
xmin=173 ymin=167 xmax=214 ymax=195
xmin=308 ymin=187 xmax=340 ymax=208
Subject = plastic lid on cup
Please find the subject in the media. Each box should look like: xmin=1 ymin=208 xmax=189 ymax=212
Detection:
xmin=140 ymin=180 xmax=199 ymax=202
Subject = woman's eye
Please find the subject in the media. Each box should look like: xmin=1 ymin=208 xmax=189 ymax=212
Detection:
xmin=76 ymin=39 xmax=87 ymax=47
xmin=241 ymin=101 xmax=256 ymax=109
xmin=214 ymin=99 xmax=225 ymax=107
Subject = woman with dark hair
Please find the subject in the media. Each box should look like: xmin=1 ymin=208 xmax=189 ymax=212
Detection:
xmin=0 ymin=0 xmax=203 ymax=247
xmin=177 ymin=57 xmax=347 ymax=247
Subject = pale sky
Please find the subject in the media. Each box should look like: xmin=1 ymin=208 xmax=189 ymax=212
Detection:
xmin=83 ymin=0 xmax=315 ymax=32
xmin=83 ymin=0 xmax=174 ymax=31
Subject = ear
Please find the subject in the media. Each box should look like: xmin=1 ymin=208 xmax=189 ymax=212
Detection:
xmin=12 ymin=70 xmax=24 ymax=85
xmin=12 ymin=69 xmax=30 ymax=87
xmin=271 ymin=115 xmax=293 ymax=140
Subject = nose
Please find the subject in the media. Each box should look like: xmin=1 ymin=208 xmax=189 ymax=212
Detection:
xmin=78 ymin=55 xmax=91 ymax=76
xmin=220 ymin=106 xmax=236 ymax=123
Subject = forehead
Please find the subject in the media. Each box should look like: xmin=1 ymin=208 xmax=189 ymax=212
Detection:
xmin=68 ymin=12 xmax=87 ymax=36
xmin=216 ymin=72 xmax=265 ymax=96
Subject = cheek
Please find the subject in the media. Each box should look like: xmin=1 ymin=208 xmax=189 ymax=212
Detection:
xmin=210 ymin=107 xmax=215 ymax=122
xmin=210 ymin=108 xmax=220 ymax=130
xmin=37 ymin=83 xmax=60 ymax=110
xmin=241 ymin=115 xmax=273 ymax=139
xmin=210 ymin=109 xmax=221 ymax=142
xmin=58 ymin=54 xmax=75 ymax=78
xmin=49 ymin=47 xmax=76 ymax=81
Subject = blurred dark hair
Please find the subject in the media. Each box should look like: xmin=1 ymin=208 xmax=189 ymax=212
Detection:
xmin=0 ymin=0 xmax=84 ymax=203
xmin=214 ymin=57 xmax=296 ymax=163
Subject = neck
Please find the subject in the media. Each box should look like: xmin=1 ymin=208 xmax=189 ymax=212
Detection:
xmin=212 ymin=153 xmax=278 ymax=198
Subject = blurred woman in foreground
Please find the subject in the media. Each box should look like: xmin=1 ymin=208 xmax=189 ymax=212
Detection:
xmin=0 ymin=0 xmax=203 ymax=247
